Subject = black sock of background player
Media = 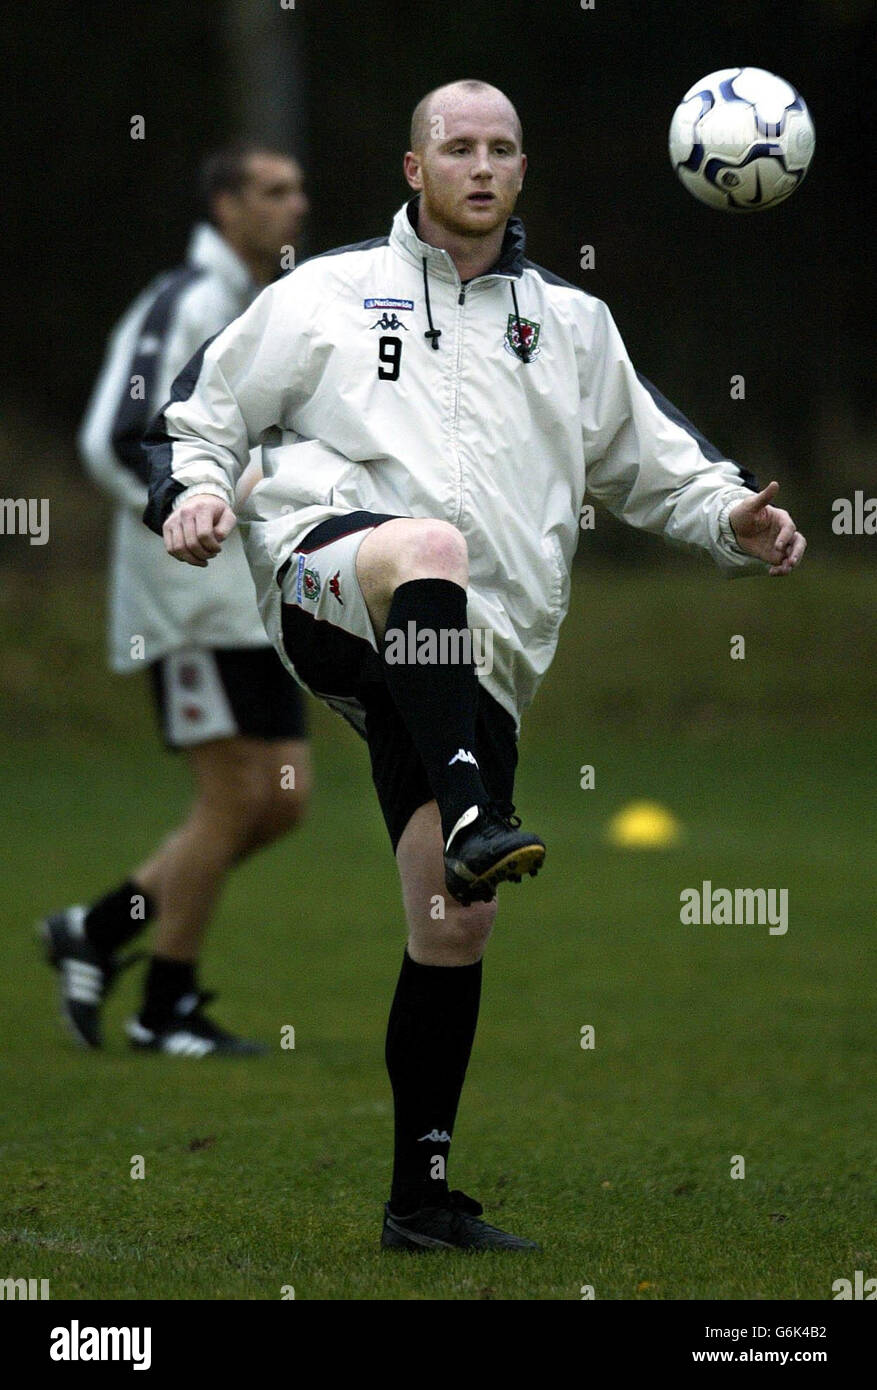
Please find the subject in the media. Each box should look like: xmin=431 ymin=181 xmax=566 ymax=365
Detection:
xmin=83 ymin=879 xmax=155 ymax=954
xmin=385 ymin=950 xmax=482 ymax=1215
xmin=140 ymin=956 xmax=198 ymax=1028
xmin=381 ymin=579 xmax=489 ymax=843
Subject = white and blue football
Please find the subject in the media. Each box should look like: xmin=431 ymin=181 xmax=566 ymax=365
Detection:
xmin=669 ymin=67 xmax=815 ymax=211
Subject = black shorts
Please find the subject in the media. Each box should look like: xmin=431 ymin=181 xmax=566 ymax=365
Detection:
xmin=279 ymin=511 xmax=518 ymax=850
xmin=149 ymin=645 xmax=308 ymax=750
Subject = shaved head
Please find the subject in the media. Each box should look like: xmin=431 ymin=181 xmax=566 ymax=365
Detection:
xmin=409 ymin=80 xmax=523 ymax=153
xmin=403 ymin=78 xmax=526 ymax=263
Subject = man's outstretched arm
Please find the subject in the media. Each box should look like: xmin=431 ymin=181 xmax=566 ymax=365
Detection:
xmin=579 ymin=299 xmax=806 ymax=576
xmin=727 ymin=480 xmax=805 ymax=576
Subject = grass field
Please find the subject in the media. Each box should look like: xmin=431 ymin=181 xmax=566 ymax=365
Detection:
xmin=1 ymin=557 xmax=874 ymax=1300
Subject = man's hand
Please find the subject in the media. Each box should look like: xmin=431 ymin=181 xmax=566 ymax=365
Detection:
xmin=728 ymin=481 xmax=806 ymax=576
xmin=162 ymin=494 xmax=237 ymax=567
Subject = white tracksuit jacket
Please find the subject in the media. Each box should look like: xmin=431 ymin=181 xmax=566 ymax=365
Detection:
xmin=79 ymin=224 xmax=269 ymax=671
xmin=144 ymin=198 xmax=762 ymax=726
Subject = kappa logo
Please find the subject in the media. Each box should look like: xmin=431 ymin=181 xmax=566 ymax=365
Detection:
xmin=329 ymin=570 xmax=343 ymax=604
xmin=417 ymin=1129 xmax=452 ymax=1143
xmin=370 ymin=312 xmax=408 ymax=331
xmin=448 ymin=749 xmax=479 ymax=768
xmin=503 ymin=313 xmax=542 ymax=360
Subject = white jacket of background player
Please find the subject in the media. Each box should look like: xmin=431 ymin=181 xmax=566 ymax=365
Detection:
xmin=145 ymin=197 xmax=761 ymax=727
xmin=79 ymin=223 xmax=268 ymax=672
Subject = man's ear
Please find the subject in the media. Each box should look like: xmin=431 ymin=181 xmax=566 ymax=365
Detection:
xmin=403 ymin=151 xmax=423 ymax=191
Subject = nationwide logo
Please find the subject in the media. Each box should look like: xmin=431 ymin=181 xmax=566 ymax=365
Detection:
xmin=504 ymin=313 xmax=542 ymax=360
xmin=364 ymin=298 xmax=414 ymax=311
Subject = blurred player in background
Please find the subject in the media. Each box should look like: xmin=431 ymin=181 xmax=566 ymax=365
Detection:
xmin=39 ymin=143 xmax=311 ymax=1057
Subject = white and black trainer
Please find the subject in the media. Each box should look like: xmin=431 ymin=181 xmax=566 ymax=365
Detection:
xmin=381 ymin=1189 xmax=541 ymax=1252
xmin=125 ymin=991 xmax=267 ymax=1058
xmin=38 ymin=906 xmax=138 ymax=1049
xmin=444 ymin=804 xmax=546 ymax=907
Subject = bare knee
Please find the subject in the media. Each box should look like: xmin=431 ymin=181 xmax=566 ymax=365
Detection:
xmin=252 ymin=742 xmax=312 ymax=847
xmin=195 ymin=764 xmax=273 ymax=859
xmin=399 ymin=519 xmax=468 ymax=585
xmin=248 ymin=781 xmax=310 ymax=850
xmin=358 ymin=518 xmax=469 ymax=604
xmin=412 ymin=898 xmax=497 ymax=966
xmin=189 ymin=739 xmax=312 ymax=859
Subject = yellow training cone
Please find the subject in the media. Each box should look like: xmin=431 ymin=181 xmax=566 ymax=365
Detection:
xmin=606 ymin=800 xmax=683 ymax=849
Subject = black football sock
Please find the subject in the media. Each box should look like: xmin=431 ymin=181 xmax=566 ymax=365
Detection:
xmin=83 ymin=879 xmax=155 ymax=954
xmin=380 ymin=579 xmax=489 ymax=844
xmin=140 ymin=956 xmax=198 ymax=1028
xmin=385 ymin=949 xmax=483 ymax=1215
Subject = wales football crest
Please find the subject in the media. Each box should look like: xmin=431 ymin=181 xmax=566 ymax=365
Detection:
xmin=504 ymin=314 xmax=542 ymax=361
xmin=302 ymin=567 xmax=321 ymax=601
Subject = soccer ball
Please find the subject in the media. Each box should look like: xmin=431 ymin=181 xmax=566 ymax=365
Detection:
xmin=669 ymin=67 xmax=815 ymax=211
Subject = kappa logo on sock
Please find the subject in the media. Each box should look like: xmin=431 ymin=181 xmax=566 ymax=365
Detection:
xmin=417 ymin=1129 xmax=452 ymax=1143
xmin=448 ymin=749 xmax=479 ymax=768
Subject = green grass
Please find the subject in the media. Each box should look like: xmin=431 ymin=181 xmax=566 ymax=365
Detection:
xmin=0 ymin=558 xmax=874 ymax=1299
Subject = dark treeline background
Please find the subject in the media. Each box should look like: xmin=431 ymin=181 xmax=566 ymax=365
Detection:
xmin=5 ymin=0 xmax=875 ymax=562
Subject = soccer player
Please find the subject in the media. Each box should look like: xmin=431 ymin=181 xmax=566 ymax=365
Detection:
xmin=40 ymin=143 xmax=312 ymax=1057
xmin=144 ymin=84 xmax=805 ymax=1243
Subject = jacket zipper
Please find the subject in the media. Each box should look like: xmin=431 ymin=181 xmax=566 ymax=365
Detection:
xmin=449 ymin=283 xmax=467 ymax=527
